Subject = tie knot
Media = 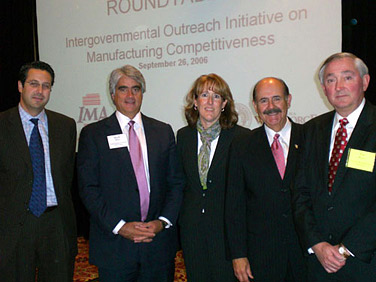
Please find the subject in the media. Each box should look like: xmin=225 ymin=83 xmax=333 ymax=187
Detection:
xmin=128 ymin=120 xmax=135 ymax=128
xmin=339 ymin=118 xmax=349 ymax=127
xmin=274 ymin=133 xmax=280 ymax=140
xmin=30 ymin=118 xmax=39 ymax=126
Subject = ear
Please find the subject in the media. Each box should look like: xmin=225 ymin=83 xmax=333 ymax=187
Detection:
xmin=321 ymin=83 xmax=328 ymax=97
xmin=252 ymin=100 xmax=257 ymax=112
xmin=222 ymin=99 xmax=228 ymax=109
xmin=362 ymin=74 xmax=370 ymax=92
xmin=18 ymin=81 xmax=23 ymax=94
xmin=287 ymin=94 xmax=292 ymax=108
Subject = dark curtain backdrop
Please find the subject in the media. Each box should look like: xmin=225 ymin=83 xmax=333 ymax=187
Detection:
xmin=1 ymin=0 xmax=375 ymax=111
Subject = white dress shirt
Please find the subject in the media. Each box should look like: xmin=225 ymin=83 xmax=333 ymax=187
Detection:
xmin=113 ymin=111 xmax=171 ymax=234
xmin=264 ymin=119 xmax=292 ymax=165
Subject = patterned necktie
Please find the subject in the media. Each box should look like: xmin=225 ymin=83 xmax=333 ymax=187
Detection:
xmin=29 ymin=118 xmax=47 ymax=217
xmin=328 ymin=118 xmax=349 ymax=193
xmin=128 ymin=121 xmax=149 ymax=221
xmin=271 ymin=133 xmax=285 ymax=179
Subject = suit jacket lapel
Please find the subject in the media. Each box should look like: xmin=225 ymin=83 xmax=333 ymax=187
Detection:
xmin=317 ymin=112 xmax=335 ymax=191
xmin=209 ymin=127 xmax=233 ymax=172
xmin=283 ymin=122 xmax=299 ymax=184
xmin=332 ymin=102 xmax=375 ymax=193
xmin=7 ymin=108 xmax=32 ymax=169
xmin=184 ymin=127 xmax=202 ymax=191
xmin=104 ymin=113 xmax=134 ymax=172
xmin=259 ymin=126 xmax=282 ymax=180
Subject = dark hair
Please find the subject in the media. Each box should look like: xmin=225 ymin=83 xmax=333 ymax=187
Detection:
xmin=184 ymin=73 xmax=238 ymax=129
xmin=252 ymin=77 xmax=290 ymax=101
xmin=18 ymin=61 xmax=55 ymax=86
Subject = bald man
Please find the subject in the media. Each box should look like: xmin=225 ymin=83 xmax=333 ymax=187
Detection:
xmin=226 ymin=77 xmax=307 ymax=282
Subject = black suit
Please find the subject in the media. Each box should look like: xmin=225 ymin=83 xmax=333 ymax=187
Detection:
xmin=177 ymin=124 xmax=250 ymax=282
xmin=77 ymin=113 xmax=184 ymax=279
xmin=292 ymin=101 xmax=376 ymax=281
xmin=226 ymin=121 xmax=307 ymax=282
xmin=0 ymin=107 xmax=77 ymax=280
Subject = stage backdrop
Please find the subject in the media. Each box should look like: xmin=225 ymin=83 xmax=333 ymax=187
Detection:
xmin=36 ymin=0 xmax=341 ymax=133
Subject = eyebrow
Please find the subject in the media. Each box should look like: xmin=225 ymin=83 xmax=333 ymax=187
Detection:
xmin=325 ymin=70 xmax=356 ymax=77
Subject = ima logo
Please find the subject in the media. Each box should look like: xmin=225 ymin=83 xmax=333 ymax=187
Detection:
xmin=77 ymin=93 xmax=108 ymax=125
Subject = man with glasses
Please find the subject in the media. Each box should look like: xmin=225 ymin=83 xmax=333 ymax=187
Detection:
xmin=0 ymin=61 xmax=77 ymax=281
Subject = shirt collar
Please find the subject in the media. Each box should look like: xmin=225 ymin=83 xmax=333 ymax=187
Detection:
xmin=115 ymin=111 xmax=143 ymax=131
xmin=18 ymin=103 xmax=47 ymax=124
xmin=333 ymin=98 xmax=365 ymax=129
xmin=264 ymin=118 xmax=292 ymax=146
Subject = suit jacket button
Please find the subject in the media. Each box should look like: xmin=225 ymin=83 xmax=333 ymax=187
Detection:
xmin=202 ymin=208 xmax=205 ymax=214
xmin=202 ymin=193 xmax=206 ymax=197
xmin=328 ymin=234 xmax=333 ymax=240
xmin=208 ymin=180 xmax=212 ymax=183
xmin=327 ymin=206 xmax=334 ymax=211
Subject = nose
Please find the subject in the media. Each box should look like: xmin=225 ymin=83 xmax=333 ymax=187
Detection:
xmin=37 ymin=84 xmax=43 ymax=93
xmin=266 ymin=99 xmax=273 ymax=108
xmin=207 ymin=94 xmax=213 ymax=104
xmin=335 ymin=78 xmax=345 ymax=91
xmin=125 ymin=88 xmax=134 ymax=97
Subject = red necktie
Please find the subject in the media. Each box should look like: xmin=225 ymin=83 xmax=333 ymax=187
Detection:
xmin=328 ymin=118 xmax=349 ymax=193
xmin=271 ymin=134 xmax=285 ymax=179
xmin=128 ymin=121 xmax=149 ymax=221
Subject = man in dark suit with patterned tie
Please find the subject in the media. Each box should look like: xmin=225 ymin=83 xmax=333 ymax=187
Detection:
xmin=226 ymin=77 xmax=307 ymax=282
xmin=293 ymin=52 xmax=376 ymax=281
xmin=0 ymin=61 xmax=77 ymax=281
xmin=77 ymin=65 xmax=184 ymax=282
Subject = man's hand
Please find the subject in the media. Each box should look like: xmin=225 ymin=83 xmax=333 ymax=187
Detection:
xmin=232 ymin=257 xmax=253 ymax=282
xmin=312 ymin=242 xmax=346 ymax=273
xmin=118 ymin=222 xmax=155 ymax=243
xmin=135 ymin=220 xmax=164 ymax=234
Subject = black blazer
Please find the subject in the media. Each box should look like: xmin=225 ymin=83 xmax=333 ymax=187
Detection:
xmin=177 ymin=124 xmax=250 ymax=282
xmin=77 ymin=113 xmax=184 ymax=268
xmin=293 ymin=101 xmax=376 ymax=263
xmin=226 ymin=121 xmax=306 ymax=281
xmin=0 ymin=107 xmax=77 ymax=268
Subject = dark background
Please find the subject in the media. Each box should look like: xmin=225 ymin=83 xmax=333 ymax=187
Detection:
xmin=1 ymin=1 xmax=375 ymax=112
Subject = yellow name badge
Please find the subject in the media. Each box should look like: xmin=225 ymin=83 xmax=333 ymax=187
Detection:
xmin=346 ymin=148 xmax=376 ymax=172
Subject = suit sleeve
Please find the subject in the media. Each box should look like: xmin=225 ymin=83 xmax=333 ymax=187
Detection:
xmin=77 ymin=126 xmax=121 ymax=233
xmin=225 ymin=135 xmax=248 ymax=259
xmin=159 ymin=125 xmax=184 ymax=225
xmin=291 ymin=125 xmax=324 ymax=252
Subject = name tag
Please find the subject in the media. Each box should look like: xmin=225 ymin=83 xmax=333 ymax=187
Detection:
xmin=346 ymin=148 xmax=376 ymax=172
xmin=107 ymin=134 xmax=128 ymax=149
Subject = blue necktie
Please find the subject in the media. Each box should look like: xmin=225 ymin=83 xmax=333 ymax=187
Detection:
xmin=28 ymin=118 xmax=47 ymax=217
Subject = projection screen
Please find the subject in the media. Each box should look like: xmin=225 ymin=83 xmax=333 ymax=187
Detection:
xmin=36 ymin=0 xmax=341 ymax=133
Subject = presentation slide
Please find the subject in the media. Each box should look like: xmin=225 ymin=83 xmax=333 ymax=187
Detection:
xmin=36 ymin=0 xmax=341 ymax=133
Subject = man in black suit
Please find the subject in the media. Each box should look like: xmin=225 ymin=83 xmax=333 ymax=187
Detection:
xmin=226 ymin=77 xmax=307 ymax=281
xmin=293 ymin=52 xmax=376 ymax=281
xmin=77 ymin=65 xmax=184 ymax=282
xmin=0 ymin=61 xmax=77 ymax=281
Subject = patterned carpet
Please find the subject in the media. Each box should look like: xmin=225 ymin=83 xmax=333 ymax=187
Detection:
xmin=74 ymin=237 xmax=187 ymax=282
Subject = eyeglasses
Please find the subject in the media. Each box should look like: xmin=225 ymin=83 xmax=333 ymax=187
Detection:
xmin=26 ymin=81 xmax=52 ymax=91
xmin=198 ymin=92 xmax=223 ymax=101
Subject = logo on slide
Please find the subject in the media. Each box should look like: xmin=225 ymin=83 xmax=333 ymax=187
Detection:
xmin=77 ymin=93 xmax=108 ymax=125
xmin=235 ymin=103 xmax=253 ymax=128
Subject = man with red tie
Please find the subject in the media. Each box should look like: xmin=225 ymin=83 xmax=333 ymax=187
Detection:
xmin=293 ymin=52 xmax=376 ymax=281
xmin=226 ymin=77 xmax=307 ymax=281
